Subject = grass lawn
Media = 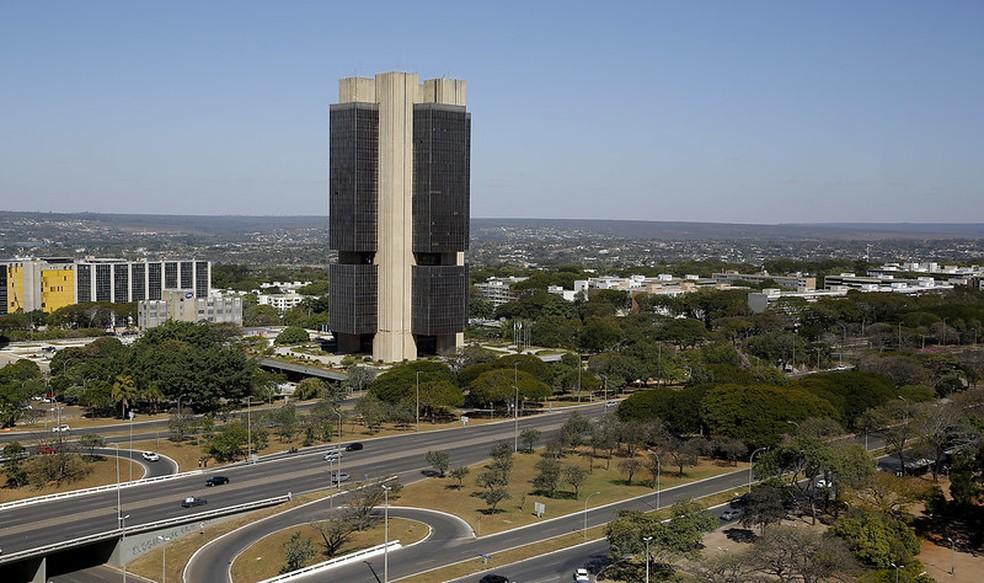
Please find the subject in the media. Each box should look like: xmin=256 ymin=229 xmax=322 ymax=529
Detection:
xmin=0 ymin=456 xmax=143 ymax=503
xmin=230 ymin=517 xmax=427 ymax=582
xmin=398 ymin=446 xmax=746 ymax=536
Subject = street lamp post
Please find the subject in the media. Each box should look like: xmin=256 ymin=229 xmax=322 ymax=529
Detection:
xmin=415 ymin=371 xmax=421 ymax=431
xmin=335 ymin=409 xmax=343 ymax=441
xmin=157 ymin=535 xmax=171 ymax=583
xmin=382 ymin=485 xmax=391 ymax=583
xmin=120 ymin=513 xmax=130 ymax=583
xmin=643 ymin=535 xmax=653 ymax=583
xmin=748 ymin=447 xmax=768 ymax=492
xmin=128 ymin=411 xmax=134 ymax=482
xmin=513 ymin=363 xmax=520 ymax=453
xmin=583 ymin=491 xmax=600 ymax=540
xmin=246 ymin=396 xmax=253 ymax=462
xmin=647 ymin=449 xmax=661 ymax=510
xmin=890 ymin=562 xmax=901 ymax=583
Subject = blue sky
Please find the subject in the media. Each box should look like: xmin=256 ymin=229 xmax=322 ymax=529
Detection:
xmin=1 ymin=1 xmax=982 ymax=222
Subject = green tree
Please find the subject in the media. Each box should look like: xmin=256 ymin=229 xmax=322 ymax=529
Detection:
xmin=565 ymin=464 xmax=588 ymax=498
xmin=741 ymin=484 xmax=787 ymax=534
xmin=700 ymin=384 xmax=836 ymax=448
xmin=369 ymin=361 xmax=456 ymax=404
xmin=1 ymin=441 xmax=29 ymax=488
xmin=425 ymin=450 xmax=451 ymax=477
xmin=294 ymin=378 xmax=325 ymax=400
xmin=449 ymin=466 xmax=469 ymax=489
xmin=618 ymin=457 xmax=643 ymax=485
xmin=519 ymin=428 xmax=541 ymax=453
xmin=275 ymin=326 xmax=309 ymax=345
xmin=353 ymin=395 xmax=387 ymax=433
xmin=111 ymin=374 xmax=138 ymax=419
xmin=280 ymin=532 xmax=315 ymax=574
xmin=207 ymin=421 xmax=250 ymax=462
xmin=532 ymin=455 xmax=564 ymax=497
xmin=830 ymin=510 xmax=920 ymax=568
xmin=467 ymin=369 xmax=551 ymax=408
xmin=417 ymin=380 xmax=465 ymax=422
xmin=0 ymin=359 xmax=44 ymax=428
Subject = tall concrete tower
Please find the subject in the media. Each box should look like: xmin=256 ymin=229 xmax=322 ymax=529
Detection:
xmin=329 ymin=72 xmax=469 ymax=362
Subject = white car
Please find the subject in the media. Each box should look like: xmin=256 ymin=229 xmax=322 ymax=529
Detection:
xmin=323 ymin=450 xmax=341 ymax=462
xmin=815 ymin=478 xmax=834 ymax=489
xmin=574 ymin=568 xmax=591 ymax=582
xmin=720 ymin=508 xmax=742 ymax=521
xmin=141 ymin=451 xmax=160 ymax=462
xmin=51 ymin=424 xmax=71 ymax=433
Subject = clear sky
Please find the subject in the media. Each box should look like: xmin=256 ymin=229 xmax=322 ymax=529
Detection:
xmin=1 ymin=1 xmax=982 ymax=223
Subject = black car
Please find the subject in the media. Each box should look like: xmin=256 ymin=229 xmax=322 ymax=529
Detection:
xmin=205 ymin=476 xmax=230 ymax=487
xmin=479 ymin=575 xmax=509 ymax=583
xmin=181 ymin=496 xmax=207 ymax=508
xmin=344 ymin=442 xmax=364 ymax=452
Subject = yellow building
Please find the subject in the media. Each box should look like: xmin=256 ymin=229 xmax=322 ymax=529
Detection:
xmin=40 ymin=268 xmax=75 ymax=312
xmin=1 ymin=260 xmax=76 ymax=314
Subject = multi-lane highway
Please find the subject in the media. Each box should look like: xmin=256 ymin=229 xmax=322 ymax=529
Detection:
xmin=0 ymin=404 xmax=604 ymax=557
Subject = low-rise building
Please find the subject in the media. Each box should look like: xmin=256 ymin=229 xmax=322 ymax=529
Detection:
xmin=474 ymin=276 xmax=528 ymax=307
xmin=713 ymin=271 xmax=816 ymax=290
xmin=257 ymin=291 xmax=308 ymax=312
xmin=137 ymin=289 xmax=242 ymax=329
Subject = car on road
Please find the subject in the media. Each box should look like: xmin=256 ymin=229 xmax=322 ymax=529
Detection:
xmin=604 ymin=400 xmax=618 ymax=409
xmin=141 ymin=451 xmax=160 ymax=462
xmin=181 ymin=496 xmax=207 ymax=508
xmin=344 ymin=442 xmax=364 ymax=452
xmin=323 ymin=450 xmax=341 ymax=461
xmin=38 ymin=445 xmax=56 ymax=455
xmin=574 ymin=568 xmax=591 ymax=582
xmin=205 ymin=476 xmax=229 ymax=487
xmin=328 ymin=472 xmax=350 ymax=484
xmin=51 ymin=424 xmax=71 ymax=432
xmin=815 ymin=478 xmax=834 ymax=489
xmin=720 ymin=508 xmax=742 ymax=521
xmin=478 ymin=575 xmax=509 ymax=583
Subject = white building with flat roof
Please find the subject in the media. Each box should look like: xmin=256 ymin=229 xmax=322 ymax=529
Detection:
xmin=137 ymin=289 xmax=242 ymax=329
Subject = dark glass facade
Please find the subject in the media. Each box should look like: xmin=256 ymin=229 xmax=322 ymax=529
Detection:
xmin=77 ymin=266 xmax=91 ymax=303
xmin=411 ymin=265 xmax=467 ymax=336
xmin=329 ymin=264 xmax=378 ymax=335
xmin=131 ymin=263 xmax=146 ymax=301
xmin=413 ymin=104 xmax=470 ymax=253
xmin=113 ymin=264 xmax=129 ymax=304
xmin=329 ymin=103 xmax=378 ymax=253
xmin=195 ymin=261 xmax=209 ymax=297
xmin=148 ymin=263 xmax=162 ymax=300
xmin=180 ymin=261 xmax=193 ymax=289
xmin=164 ymin=262 xmax=178 ymax=289
xmin=95 ymin=265 xmax=112 ymax=302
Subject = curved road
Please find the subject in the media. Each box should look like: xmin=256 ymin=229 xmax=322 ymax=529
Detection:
xmin=92 ymin=448 xmax=179 ymax=479
xmin=186 ymin=501 xmax=473 ymax=582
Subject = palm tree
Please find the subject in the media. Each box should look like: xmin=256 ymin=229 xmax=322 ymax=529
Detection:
xmin=140 ymin=385 xmax=165 ymax=414
xmin=111 ymin=375 xmax=138 ymax=418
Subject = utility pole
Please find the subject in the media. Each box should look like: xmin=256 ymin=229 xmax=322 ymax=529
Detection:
xmin=748 ymin=447 xmax=768 ymax=492
xmin=383 ymin=485 xmax=391 ymax=583
xmin=643 ymin=536 xmax=653 ymax=583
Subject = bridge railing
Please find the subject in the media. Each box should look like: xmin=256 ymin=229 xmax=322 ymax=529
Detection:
xmin=257 ymin=540 xmax=401 ymax=583
xmin=0 ymin=493 xmax=292 ymax=566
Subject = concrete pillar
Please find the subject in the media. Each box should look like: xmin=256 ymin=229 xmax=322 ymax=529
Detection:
xmin=373 ymin=72 xmax=418 ymax=363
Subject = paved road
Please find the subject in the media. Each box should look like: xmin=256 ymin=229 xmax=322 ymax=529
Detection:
xmin=186 ymin=502 xmax=473 ymax=582
xmin=92 ymin=448 xmax=179 ymax=479
xmin=49 ymin=565 xmax=155 ymax=583
xmin=0 ymin=404 xmax=603 ymax=557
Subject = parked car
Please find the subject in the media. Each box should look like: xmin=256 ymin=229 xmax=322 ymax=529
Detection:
xmin=478 ymin=575 xmax=509 ymax=583
xmin=574 ymin=568 xmax=591 ymax=582
xmin=344 ymin=442 xmax=364 ymax=452
xmin=51 ymin=424 xmax=71 ymax=433
xmin=720 ymin=508 xmax=742 ymax=521
xmin=181 ymin=496 xmax=207 ymax=508
xmin=205 ymin=476 xmax=230 ymax=487
xmin=141 ymin=451 xmax=160 ymax=462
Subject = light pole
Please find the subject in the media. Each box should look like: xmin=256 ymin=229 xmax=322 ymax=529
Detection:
xmin=157 ymin=535 xmax=171 ymax=583
xmin=786 ymin=420 xmax=800 ymax=437
xmin=382 ymin=485 xmax=391 ymax=583
xmin=120 ymin=513 xmax=130 ymax=583
xmin=513 ymin=363 xmax=520 ymax=453
xmin=890 ymin=562 xmax=901 ymax=583
xmin=583 ymin=491 xmax=600 ymax=539
xmin=114 ymin=445 xmax=122 ymax=526
xmin=415 ymin=371 xmax=421 ymax=431
xmin=643 ymin=535 xmax=653 ymax=583
xmin=128 ymin=411 xmax=134 ymax=482
xmin=748 ymin=447 xmax=768 ymax=493
xmin=601 ymin=374 xmax=609 ymax=404
xmin=246 ymin=396 xmax=253 ymax=462
xmin=335 ymin=409 xmax=343 ymax=441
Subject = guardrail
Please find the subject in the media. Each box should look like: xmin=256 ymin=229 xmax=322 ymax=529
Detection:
xmin=0 ymin=468 xmax=206 ymax=512
xmin=0 ymin=493 xmax=292 ymax=566
xmin=257 ymin=541 xmax=401 ymax=583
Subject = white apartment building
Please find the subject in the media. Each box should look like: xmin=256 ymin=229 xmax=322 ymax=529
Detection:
xmin=473 ymin=276 xmax=528 ymax=307
xmin=257 ymin=290 xmax=308 ymax=312
xmin=137 ymin=289 xmax=243 ymax=329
